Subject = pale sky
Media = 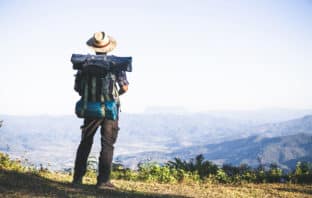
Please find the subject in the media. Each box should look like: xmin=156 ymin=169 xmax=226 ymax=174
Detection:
xmin=0 ymin=0 xmax=312 ymax=115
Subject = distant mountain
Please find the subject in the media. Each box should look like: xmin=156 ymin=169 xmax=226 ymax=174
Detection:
xmin=0 ymin=113 xmax=252 ymax=170
xmin=116 ymin=115 xmax=312 ymax=170
xmin=203 ymin=109 xmax=312 ymax=124
xmin=117 ymin=133 xmax=312 ymax=170
xmin=250 ymin=115 xmax=312 ymax=137
xmin=0 ymin=113 xmax=311 ymax=170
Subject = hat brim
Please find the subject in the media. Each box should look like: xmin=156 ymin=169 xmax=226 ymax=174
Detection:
xmin=86 ymin=35 xmax=117 ymax=53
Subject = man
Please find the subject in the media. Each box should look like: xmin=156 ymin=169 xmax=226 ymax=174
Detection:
xmin=72 ymin=32 xmax=129 ymax=189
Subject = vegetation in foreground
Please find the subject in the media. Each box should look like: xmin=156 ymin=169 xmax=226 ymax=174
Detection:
xmin=110 ymin=154 xmax=312 ymax=185
xmin=0 ymin=152 xmax=312 ymax=198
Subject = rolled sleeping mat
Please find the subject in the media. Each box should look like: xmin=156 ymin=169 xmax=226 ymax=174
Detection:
xmin=71 ymin=54 xmax=132 ymax=72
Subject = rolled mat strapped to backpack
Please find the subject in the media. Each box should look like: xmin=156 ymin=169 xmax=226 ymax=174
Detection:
xmin=71 ymin=54 xmax=132 ymax=72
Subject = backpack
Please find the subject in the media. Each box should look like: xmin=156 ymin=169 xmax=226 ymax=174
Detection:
xmin=71 ymin=54 xmax=132 ymax=119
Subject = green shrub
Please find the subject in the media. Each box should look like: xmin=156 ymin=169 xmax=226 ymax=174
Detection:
xmin=240 ymin=171 xmax=257 ymax=183
xmin=266 ymin=163 xmax=283 ymax=183
xmin=215 ymin=169 xmax=229 ymax=183
xmin=137 ymin=162 xmax=177 ymax=183
xmin=291 ymin=161 xmax=312 ymax=183
xmin=167 ymin=154 xmax=218 ymax=179
xmin=0 ymin=152 xmax=24 ymax=171
xmin=0 ymin=152 xmax=11 ymax=169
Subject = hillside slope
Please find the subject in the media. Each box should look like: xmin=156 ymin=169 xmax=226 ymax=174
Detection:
xmin=1 ymin=114 xmax=312 ymax=171
xmin=116 ymin=115 xmax=312 ymax=169
xmin=1 ymin=168 xmax=312 ymax=198
xmin=251 ymin=115 xmax=312 ymax=137
xmin=118 ymin=133 xmax=312 ymax=170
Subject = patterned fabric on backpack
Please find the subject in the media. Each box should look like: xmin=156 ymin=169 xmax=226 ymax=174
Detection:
xmin=75 ymin=71 xmax=119 ymax=119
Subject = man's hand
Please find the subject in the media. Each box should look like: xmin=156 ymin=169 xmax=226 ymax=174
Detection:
xmin=118 ymin=85 xmax=128 ymax=95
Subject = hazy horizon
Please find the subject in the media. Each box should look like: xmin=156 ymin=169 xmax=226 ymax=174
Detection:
xmin=0 ymin=107 xmax=312 ymax=115
xmin=2 ymin=108 xmax=312 ymax=126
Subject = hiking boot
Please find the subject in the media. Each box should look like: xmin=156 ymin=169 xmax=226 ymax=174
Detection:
xmin=96 ymin=181 xmax=116 ymax=190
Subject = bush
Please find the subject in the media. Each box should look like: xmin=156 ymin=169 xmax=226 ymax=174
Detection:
xmin=167 ymin=154 xmax=218 ymax=179
xmin=255 ymin=170 xmax=266 ymax=183
xmin=137 ymin=162 xmax=177 ymax=183
xmin=215 ymin=169 xmax=229 ymax=183
xmin=266 ymin=163 xmax=283 ymax=183
xmin=291 ymin=161 xmax=312 ymax=183
xmin=0 ymin=152 xmax=24 ymax=171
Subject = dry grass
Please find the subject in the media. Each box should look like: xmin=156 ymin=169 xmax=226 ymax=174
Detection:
xmin=115 ymin=181 xmax=312 ymax=198
xmin=0 ymin=169 xmax=311 ymax=198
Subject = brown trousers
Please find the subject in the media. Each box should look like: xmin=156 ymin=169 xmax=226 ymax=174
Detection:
xmin=73 ymin=118 xmax=119 ymax=184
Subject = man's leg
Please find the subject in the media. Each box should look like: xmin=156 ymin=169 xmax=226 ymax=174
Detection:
xmin=97 ymin=119 xmax=119 ymax=185
xmin=73 ymin=119 xmax=99 ymax=183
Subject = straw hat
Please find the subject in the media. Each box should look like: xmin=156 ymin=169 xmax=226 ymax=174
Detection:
xmin=86 ymin=31 xmax=117 ymax=53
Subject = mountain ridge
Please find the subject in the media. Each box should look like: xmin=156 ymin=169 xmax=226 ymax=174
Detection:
xmin=0 ymin=113 xmax=311 ymax=170
xmin=117 ymin=133 xmax=312 ymax=170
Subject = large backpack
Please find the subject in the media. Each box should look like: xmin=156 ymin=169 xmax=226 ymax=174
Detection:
xmin=71 ymin=54 xmax=132 ymax=119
